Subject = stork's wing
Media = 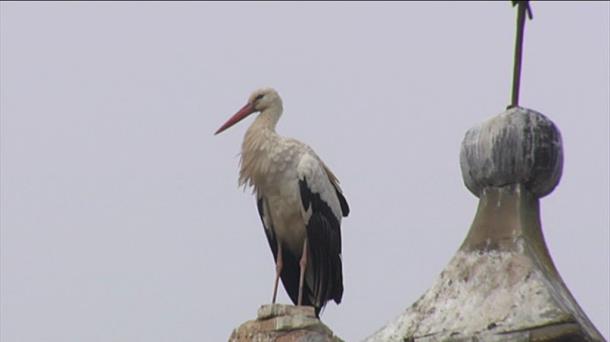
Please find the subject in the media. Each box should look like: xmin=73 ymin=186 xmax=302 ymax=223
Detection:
xmin=322 ymin=163 xmax=350 ymax=217
xmin=297 ymin=154 xmax=348 ymax=312
xmin=256 ymin=196 xmax=277 ymax=257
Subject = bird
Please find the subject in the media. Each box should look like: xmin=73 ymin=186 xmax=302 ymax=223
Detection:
xmin=215 ymin=87 xmax=349 ymax=316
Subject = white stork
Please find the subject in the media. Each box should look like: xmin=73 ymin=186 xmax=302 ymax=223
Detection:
xmin=215 ymin=88 xmax=349 ymax=316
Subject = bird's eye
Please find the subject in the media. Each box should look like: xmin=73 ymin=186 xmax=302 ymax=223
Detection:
xmin=255 ymin=94 xmax=264 ymax=101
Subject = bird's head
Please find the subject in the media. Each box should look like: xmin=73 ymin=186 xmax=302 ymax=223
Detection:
xmin=215 ymin=87 xmax=282 ymax=135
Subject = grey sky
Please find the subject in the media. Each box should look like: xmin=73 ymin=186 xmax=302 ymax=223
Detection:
xmin=1 ymin=2 xmax=608 ymax=341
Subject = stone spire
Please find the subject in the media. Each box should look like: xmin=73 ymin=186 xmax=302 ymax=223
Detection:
xmin=365 ymin=107 xmax=606 ymax=341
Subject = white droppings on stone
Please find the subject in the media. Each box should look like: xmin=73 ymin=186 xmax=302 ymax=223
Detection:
xmin=365 ymin=250 xmax=574 ymax=341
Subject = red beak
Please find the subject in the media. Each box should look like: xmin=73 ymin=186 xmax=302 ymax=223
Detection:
xmin=214 ymin=102 xmax=256 ymax=135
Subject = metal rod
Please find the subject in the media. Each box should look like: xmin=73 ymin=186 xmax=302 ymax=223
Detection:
xmin=510 ymin=1 xmax=533 ymax=109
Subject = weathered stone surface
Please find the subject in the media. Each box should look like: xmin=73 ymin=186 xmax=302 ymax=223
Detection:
xmin=365 ymin=185 xmax=605 ymax=342
xmin=229 ymin=304 xmax=342 ymax=342
xmin=460 ymin=107 xmax=563 ymax=198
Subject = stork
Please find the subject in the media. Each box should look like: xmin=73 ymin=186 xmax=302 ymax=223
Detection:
xmin=215 ymin=88 xmax=349 ymax=316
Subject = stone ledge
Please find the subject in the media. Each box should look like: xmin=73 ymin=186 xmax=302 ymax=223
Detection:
xmin=229 ymin=304 xmax=342 ymax=342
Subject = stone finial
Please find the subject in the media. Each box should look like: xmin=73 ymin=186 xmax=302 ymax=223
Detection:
xmin=460 ymin=107 xmax=563 ymax=198
xmin=366 ymin=107 xmax=605 ymax=341
xmin=229 ymin=304 xmax=342 ymax=342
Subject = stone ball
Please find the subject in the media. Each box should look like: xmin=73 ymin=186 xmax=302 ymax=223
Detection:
xmin=460 ymin=107 xmax=563 ymax=198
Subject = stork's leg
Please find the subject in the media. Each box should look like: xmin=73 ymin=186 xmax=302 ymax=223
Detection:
xmin=272 ymin=242 xmax=283 ymax=304
xmin=297 ymin=238 xmax=308 ymax=306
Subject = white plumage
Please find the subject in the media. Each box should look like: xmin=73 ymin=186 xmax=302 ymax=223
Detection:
xmin=215 ymin=88 xmax=349 ymax=316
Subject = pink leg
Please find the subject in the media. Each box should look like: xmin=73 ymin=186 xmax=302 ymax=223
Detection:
xmin=272 ymin=243 xmax=283 ymax=304
xmin=297 ymin=238 xmax=308 ymax=306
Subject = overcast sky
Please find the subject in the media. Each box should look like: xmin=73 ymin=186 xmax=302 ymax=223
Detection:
xmin=1 ymin=2 xmax=608 ymax=341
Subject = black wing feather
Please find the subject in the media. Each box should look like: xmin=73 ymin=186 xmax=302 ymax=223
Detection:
xmin=298 ymin=178 xmax=345 ymax=314
xmin=257 ymin=197 xmax=277 ymax=257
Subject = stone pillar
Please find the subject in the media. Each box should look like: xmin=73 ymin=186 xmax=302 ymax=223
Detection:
xmin=229 ymin=304 xmax=342 ymax=342
xmin=365 ymin=107 xmax=606 ymax=341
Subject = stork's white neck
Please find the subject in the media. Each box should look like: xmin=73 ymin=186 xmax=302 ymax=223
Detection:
xmin=239 ymin=104 xmax=283 ymax=190
xmin=255 ymin=104 xmax=283 ymax=132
